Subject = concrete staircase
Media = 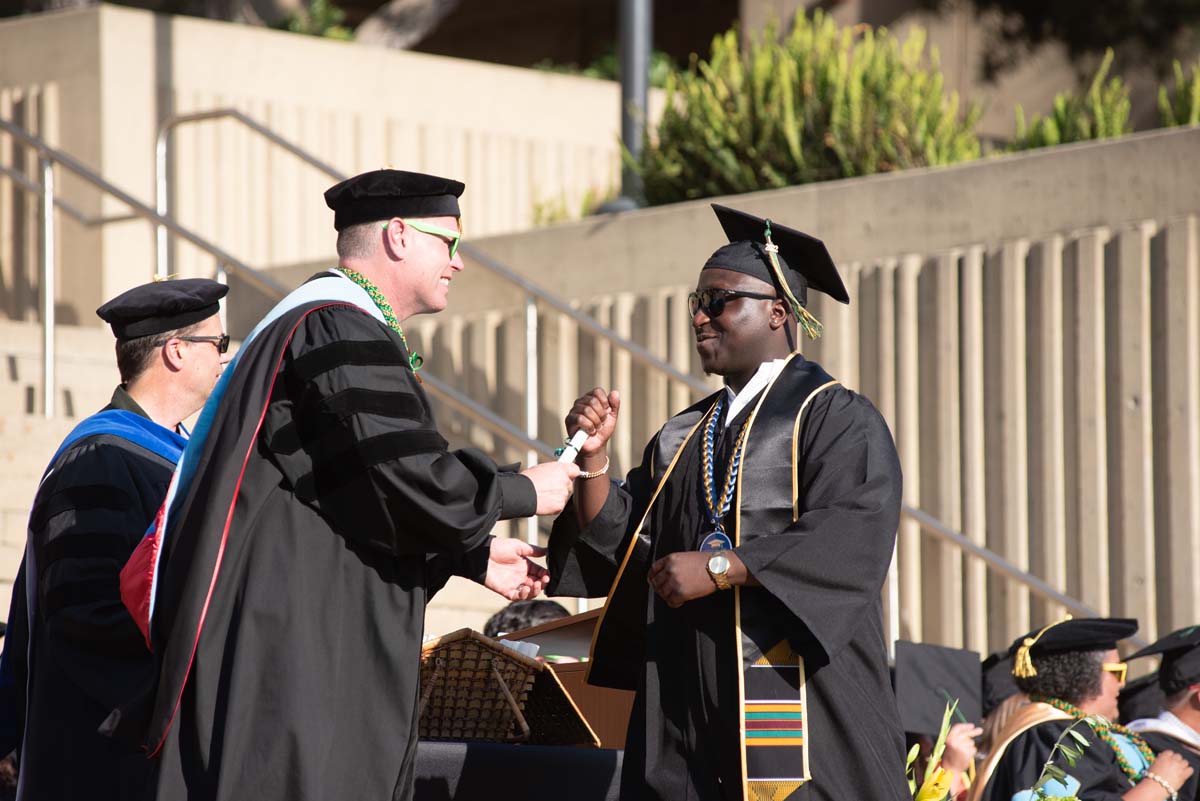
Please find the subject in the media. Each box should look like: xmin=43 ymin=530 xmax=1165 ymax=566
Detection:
xmin=0 ymin=319 xmax=516 ymax=637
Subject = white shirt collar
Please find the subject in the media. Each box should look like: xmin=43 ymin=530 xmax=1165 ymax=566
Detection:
xmin=722 ymin=357 xmax=789 ymax=427
xmin=1128 ymin=710 xmax=1200 ymax=751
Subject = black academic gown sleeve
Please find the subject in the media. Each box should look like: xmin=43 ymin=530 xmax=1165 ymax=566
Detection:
xmin=730 ymin=388 xmax=901 ymax=662
xmin=545 ymin=434 xmax=658 ymax=598
xmin=262 ymin=306 xmax=536 ymax=558
xmin=982 ymin=721 xmax=1135 ymax=801
xmin=19 ymin=435 xmax=172 ymax=800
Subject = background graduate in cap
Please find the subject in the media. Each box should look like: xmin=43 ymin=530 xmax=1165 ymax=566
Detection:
xmin=548 ymin=204 xmax=909 ymax=801
xmin=971 ymin=617 xmax=1194 ymax=801
xmin=0 ymin=278 xmax=227 ymax=801
xmin=124 ymin=169 xmax=579 ymax=801
xmin=1127 ymin=625 xmax=1200 ymax=801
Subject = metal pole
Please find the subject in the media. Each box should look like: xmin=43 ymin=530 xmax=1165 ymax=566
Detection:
xmin=155 ymin=129 xmax=169 ymax=278
xmin=524 ymin=295 xmax=539 ymax=544
xmin=215 ymin=260 xmax=228 ymax=330
xmin=619 ymin=0 xmax=651 ymax=202
xmin=40 ymin=156 xmax=55 ymax=418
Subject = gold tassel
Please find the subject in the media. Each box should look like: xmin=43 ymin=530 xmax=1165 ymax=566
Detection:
xmin=798 ymin=307 xmax=823 ymax=340
xmin=763 ymin=220 xmax=822 ymax=341
xmin=1012 ymin=615 xmax=1073 ymax=679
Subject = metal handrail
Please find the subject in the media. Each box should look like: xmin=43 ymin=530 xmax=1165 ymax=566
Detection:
xmin=901 ymin=505 xmax=1149 ymax=648
xmin=0 ymin=118 xmax=550 ymax=462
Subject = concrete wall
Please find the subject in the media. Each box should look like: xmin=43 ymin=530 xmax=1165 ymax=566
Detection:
xmin=0 ymin=4 xmax=641 ymax=330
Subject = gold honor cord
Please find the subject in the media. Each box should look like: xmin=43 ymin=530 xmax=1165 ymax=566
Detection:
xmin=763 ymin=220 xmax=823 ymax=341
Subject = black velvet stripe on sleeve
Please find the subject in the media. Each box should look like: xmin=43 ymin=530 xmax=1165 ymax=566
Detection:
xmin=43 ymin=577 xmax=118 ymax=618
xmin=29 ymin=485 xmax=133 ymax=532
xmin=290 ymin=340 xmax=407 ymax=383
xmin=266 ymin=389 xmax=426 ymax=456
xmin=320 ymin=387 xmax=424 ymax=421
xmin=292 ymin=429 xmax=448 ymax=501
xmin=41 ymin=532 xmax=132 ymax=567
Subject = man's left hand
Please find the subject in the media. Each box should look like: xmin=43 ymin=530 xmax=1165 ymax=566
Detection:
xmin=484 ymin=538 xmax=551 ymax=601
xmin=648 ymin=552 xmax=718 ymax=608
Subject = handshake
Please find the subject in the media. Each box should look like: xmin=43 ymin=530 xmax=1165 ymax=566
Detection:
xmin=483 ymin=388 xmax=621 ymax=603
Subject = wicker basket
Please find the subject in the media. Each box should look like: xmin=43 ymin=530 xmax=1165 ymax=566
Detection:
xmin=418 ymin=628 xmax=599 ymax=747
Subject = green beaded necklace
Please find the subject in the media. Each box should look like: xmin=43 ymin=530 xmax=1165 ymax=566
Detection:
xmin=336 ymin=267 xmax=424 ymax=375
xmin=1030 ymin=693 xmax=1155 ymax=782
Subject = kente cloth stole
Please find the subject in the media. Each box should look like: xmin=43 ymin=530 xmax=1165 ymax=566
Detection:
xmin=734 ymin=359 xmax=837 ymax=801
xmin=741 ymin=639 xmax=811 ymax=801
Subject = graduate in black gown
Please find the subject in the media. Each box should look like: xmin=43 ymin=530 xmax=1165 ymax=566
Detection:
xmin=973 ymin=617 xmax=1194 ymax=801
xmin=1127 ymin=626 xmax=1200 ymax=801
xmin=120 ymin=170 xmax=579 ymax=801
xmin=548 ymin=205 xmax=909 ymax=801
xmin=0 ymin=278 xmax=228 ymax=800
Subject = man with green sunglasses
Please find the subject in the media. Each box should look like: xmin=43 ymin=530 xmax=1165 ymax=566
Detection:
xmin=134 ymin=170 xmax=580 ymax=801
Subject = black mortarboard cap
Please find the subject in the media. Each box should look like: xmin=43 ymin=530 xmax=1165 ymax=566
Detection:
xmin=1118 ymin=670 xmax=1165 ymax=723
xmin=95 ymin=278 xmax=228 ymax=340
xmin=893 ymin=641 xmax=982 ymax=737
xmin=707 ymin=204 xmax=849 ymax=307
xmin=981 ymin=650 xmax=1020 ymax=717
xmin=1009 ymin=617 xmax=1138 ymax=678
xmin=1128 ymin=624 xmax=1200 ymax=695
xmin=324 ymin=169 xmax=464 ymax=231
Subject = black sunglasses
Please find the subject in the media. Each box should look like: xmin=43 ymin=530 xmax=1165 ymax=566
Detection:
xmin=173 ymin=334 xmax=231 ymax=354
xmin=688 ymin=288 xmax=777 ymax=318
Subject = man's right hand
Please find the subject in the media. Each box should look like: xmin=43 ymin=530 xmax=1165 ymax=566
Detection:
xmin=522 ymin=461 xmax=580 ymax=515
xmin=564 ymin=388 xmax=621 ymax=457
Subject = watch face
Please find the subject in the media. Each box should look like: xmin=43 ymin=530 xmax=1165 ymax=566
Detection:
xmin=708 ymin=553 xmax=731 ymax=574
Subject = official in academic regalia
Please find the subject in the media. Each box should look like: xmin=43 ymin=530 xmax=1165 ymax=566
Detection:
xmin=0 ymin=278 xmax=228 ymax=800
xmin=119 ymin=170 xmax=579 ymax=801
xmin=972 ymin=617 xmax=1194 ymax=801
xmin=547 ymin=205 xmax=909 ymax=801
xmin=1127 ymin=626 xmax=1200 ymax=800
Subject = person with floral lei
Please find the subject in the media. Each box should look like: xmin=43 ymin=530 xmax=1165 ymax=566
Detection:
xmin=972 ymin=617 xmax=1194 ymax=801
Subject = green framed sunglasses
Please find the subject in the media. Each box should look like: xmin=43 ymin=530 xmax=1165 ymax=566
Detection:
xmin=384 ymin=218 xmax=463 ymax=260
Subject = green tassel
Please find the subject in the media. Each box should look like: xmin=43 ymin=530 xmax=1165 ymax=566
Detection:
xmin=764 ymin=220 xmax=823 ymax=340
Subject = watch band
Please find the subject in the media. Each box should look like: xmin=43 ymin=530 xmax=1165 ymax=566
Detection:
xmin=707 ymin=560 xmax=732 ymax=591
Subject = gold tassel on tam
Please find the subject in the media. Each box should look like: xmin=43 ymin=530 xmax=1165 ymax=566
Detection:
xmin=763 ymin=220 xmax=822 ymax=341
xmin=1013 ymin=615 xmax=1073 ymax=679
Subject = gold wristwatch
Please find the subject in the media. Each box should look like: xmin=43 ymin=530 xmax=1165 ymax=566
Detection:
xmin=706 ymin=552 xmax=732 ymax=591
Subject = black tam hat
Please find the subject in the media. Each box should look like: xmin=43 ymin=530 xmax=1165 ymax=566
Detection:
xmin=706 ymin=204 xmax=847 ymax=340
xmin=1008 ymin=616 xmax=1138 ymax=678
xmin=1128 ymin=624 xmax=1200 ymax=695
xmin=96 ymin=278 xmax=227 ymax=340
xmin=324 ymin=169 xmax=465 ymax=231
xmin=892 ymin=640 xmax=982 ymax=737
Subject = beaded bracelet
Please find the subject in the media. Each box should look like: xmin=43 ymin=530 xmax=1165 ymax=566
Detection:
xmin=579 ymin=457 xmax=609 ymax=479
xmin=1145 ymin=771 xmax=1178 ymax=801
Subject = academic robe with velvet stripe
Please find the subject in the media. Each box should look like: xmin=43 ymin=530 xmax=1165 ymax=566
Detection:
xmin=547 ymin=355 xmax=909 ymax=801
xmin=139 ymin=298 xmax=536 ymax=801
xmin=3 ymin=387 xmax=178 ymax=800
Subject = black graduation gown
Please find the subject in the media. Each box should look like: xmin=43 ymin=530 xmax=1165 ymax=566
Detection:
xmin=1139 ymin=730 xmax=1200 ymax=801
xmin=979 ymin=720 xmax=1146 ymax=801
xmin=4 ymin=387 xmax=175 ymax=800
xmin=548 ymin=355 xmax=908 ymax=801
xmin=142 ymin=300 xmax=536 ymax=801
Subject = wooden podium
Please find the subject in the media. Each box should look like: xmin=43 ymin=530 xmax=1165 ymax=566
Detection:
xmin=502 ymin=609 xmax=636 ymax=749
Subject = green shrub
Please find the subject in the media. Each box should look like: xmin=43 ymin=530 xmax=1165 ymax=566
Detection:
xmin=1159 ymin=59 xmax=1200 ymax=127
xmin=1010 ymin=49 xmax=1130 ymax=150
xmin=282 ymin=0 xmax=353 ymax=41
xmin=636 ymin=11 xmax=981 ymax=206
